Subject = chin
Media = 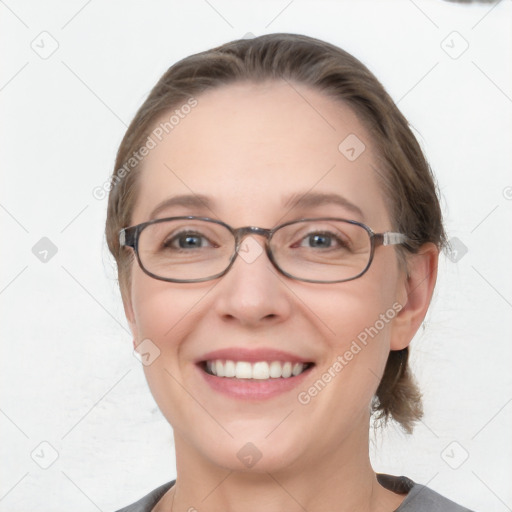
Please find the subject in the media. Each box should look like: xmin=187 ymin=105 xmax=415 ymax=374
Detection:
xmin=208 ymin=439 xmax=305 ymax=474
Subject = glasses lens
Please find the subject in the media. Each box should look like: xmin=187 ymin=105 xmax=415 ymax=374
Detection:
xmin=271 ymin=220 xmax=371 ymax=282
xmin=138 ymin=219 xmax=234 ymax=281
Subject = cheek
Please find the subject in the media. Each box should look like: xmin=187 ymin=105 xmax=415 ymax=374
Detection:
xmin=303 ymin=266 xmax=400 ymax=395
xmin=130 ymin=274 xmax=207 ymax=426
xmin=324 ymin=289 xmax=394 ymax=382
xmin=130 ymin=270 xmax=201 ymax=343
xmin=131 ymin=285 xmax=171 ymax=341
xmin=295 ymin=289 xmax=396 ymax=429
xmin=309 ymin=267 xmax=398 ymax=348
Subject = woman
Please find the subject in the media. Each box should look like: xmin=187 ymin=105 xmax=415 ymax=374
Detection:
xmin=107 ymin=33 xmax=474 ymax=512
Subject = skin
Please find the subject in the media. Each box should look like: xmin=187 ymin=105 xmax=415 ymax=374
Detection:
xmin=122 ymin=80 xmax=438 ymax=512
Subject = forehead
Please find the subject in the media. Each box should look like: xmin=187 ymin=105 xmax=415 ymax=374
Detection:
xmin=132 ymin=81 xmax=390 ymax=228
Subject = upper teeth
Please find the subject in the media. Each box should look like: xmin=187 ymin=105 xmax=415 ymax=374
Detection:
xmin=206 ymin=360 xmax=307 ymax=379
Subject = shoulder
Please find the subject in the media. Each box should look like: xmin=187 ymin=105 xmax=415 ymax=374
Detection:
xmin=397 ymin=481 xmax=475 ymax=512
xmin=112 ymin=476 xmax=476 ymax=512
xmin=112 ymin=480 xmax=175 ymax=512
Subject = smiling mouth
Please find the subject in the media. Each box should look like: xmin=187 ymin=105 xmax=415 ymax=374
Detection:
xmin=201 ymin=360 xmax=315 ymax=380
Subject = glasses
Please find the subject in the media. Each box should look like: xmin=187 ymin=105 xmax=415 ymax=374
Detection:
xmin=119 ymin=216 xmax=410 ymax=284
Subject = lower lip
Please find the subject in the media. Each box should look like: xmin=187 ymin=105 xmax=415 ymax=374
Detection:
xmin=197 ymin=364 xmax=314 ymax=400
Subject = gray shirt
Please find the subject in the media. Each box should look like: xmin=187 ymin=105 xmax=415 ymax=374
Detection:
xmin=113 ymin=474 xmax=475 ymax=512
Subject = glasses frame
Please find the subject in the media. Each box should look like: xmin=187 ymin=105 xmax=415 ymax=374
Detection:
xmin=119 ymin=216 xmax=411 ymax=284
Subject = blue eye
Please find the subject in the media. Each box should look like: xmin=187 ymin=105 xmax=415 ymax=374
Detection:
xmin=305 ymin=233 xmax=333 ymax=248
xmin=178 ymin=234 xmax=204 ymax=248
xmin=164 ymin=231 xmax=211 ymax=250
xmin=298 ymin=231 xmax=348 ymax=250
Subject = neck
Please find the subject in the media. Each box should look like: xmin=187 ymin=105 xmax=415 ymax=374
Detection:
xmin=163 ymin=422 xmax=404 ymax=512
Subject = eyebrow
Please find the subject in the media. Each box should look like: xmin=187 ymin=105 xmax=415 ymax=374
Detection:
xmin=149 ymin=194 xmax=216 ymax=220
xmin=148 ymin=191 xmax=364 ymax=221
xmin=282 ymin=191 xmax=364 ymax=219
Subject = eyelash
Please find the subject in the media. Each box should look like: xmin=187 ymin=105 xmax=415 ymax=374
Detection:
xmin=162 ymin=230 xmax=349 ymax=251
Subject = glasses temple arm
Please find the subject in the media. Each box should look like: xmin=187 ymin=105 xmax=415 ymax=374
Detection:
xmin=375 ymin=232 xmax=410 ymax=247
xmin=119 ymin=228 xmax=137 ymax=248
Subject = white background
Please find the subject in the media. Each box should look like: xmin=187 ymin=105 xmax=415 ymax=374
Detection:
xmin=1 ymin=1 xmax=511 ymax=511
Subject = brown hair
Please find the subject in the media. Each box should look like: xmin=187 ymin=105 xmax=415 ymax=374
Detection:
xmin=105 ymin=33 xmax=446 ymax=434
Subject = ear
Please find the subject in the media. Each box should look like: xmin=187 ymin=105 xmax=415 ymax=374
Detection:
xmin=390 ymin=243 xmax=439 ymax=351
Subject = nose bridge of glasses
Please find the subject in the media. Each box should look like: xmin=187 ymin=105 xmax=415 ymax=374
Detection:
xmin=233 ymin=226 xmax=272 ymax=247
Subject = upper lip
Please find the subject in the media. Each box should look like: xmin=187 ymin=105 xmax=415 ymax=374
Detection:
xmin=197 ymin=347 xmax=314 ymax=364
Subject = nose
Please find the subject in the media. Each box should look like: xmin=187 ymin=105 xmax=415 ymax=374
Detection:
xmin=212 ymin=233 xmax=292 ymax=327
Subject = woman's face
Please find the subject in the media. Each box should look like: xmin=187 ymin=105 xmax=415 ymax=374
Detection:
xmin=125 ymin=81 xmax=412 ymax=472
